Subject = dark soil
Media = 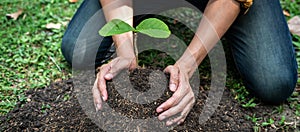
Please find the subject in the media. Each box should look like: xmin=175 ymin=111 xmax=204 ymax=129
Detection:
xmin=0 ymin=67 xmax=282 ymax=131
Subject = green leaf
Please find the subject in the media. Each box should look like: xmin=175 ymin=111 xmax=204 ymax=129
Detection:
xmin=136 ymin=18 xmax=171 ymax=38
xmin=261 ymin=122 xmax=269 ymax=127
xmin=279 ymin=116 xmax=285 ymax=125
xmin=99 ymin=19 xmax=135 ymax=36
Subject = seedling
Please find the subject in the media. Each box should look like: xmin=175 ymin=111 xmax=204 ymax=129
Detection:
xmin=245 ymin=114 xmax=262 ymax=125
xmin=261 ymin=118 xmax=275 ymax=127
xmin=279 ymin=115 xmax=286 ymax=126
xmin=273 ymin=105 xmax=284 ymax=114
xmin=245 ymin=114 xmax=262 ymax=131
xmin=99 ymin=18 xmax=171 ymax=62
xmin=242 ymin=98 xmax=257 ymax=108
xmin=41 ymin=104 xmax=51 ymax=113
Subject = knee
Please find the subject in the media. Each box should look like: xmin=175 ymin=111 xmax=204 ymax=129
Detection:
xmin=249 ymin=71 xmax=297 ymax=104
xmin=61 ymin=36 xmax=91 ymax=70
xmin=61 ymin=33 xmax=76 ymax=65
xmin=61 ymin=35 xmax=74 ymax=66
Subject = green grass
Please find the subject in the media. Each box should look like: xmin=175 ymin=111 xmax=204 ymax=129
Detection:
xmin=0 ymin=0 xmax=299 ymax=131
xmin=0 ymin=0 xmax=80 ymax=114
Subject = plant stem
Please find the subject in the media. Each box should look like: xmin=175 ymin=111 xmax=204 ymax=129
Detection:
xmin=134 ymin=33 xmax=138 ymax=62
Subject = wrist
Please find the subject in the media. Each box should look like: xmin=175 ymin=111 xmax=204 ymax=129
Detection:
xmin=117 ymin=52 xmax=136 ymax=59
xmin=175 ymin=39 xmax=208 ymax=77
xmin=174 ymin=60 xmax=197 ymax=78
xmin=120 ymin=55 xmax=137 ymax=70
xmin=113 ymin=32 xmax=136 ymax=59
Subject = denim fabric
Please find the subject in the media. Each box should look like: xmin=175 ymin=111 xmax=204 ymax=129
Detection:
xmin=61 ymin=0 xmax=297 ymax=103
xmin=61 ymin=0 xmax=113 ymax=69
xmin=225 ymin=0 xmax=297 ymax=103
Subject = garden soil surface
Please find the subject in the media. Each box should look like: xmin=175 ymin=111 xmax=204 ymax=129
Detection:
xmin=0 ymin=67 xmax=288 ymax=131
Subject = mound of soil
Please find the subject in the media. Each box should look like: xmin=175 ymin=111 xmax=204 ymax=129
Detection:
xmin=0 ymin=68 xmax=269 ymax=131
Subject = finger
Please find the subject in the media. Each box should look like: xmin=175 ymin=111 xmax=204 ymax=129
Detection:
xmin=158 ymin=91 xmax=193 ymax=121
xmin=104 ymin=59 xmax=123 ymax=80
xmin=164 ymin=65 xmax=179 ymax=92
xmin=156 ymin=87 xmax=186 ymax=113
xmin=128 ymin=58 xmax=137 ymax=71
xmin=157 ymin=74 xmax=191 ymax=113
xmin=166 ymin=116 xmax=183 ymax=126
xmin=97 ymin=64 xmax=111 ymax=101
xmin=92 ymin=78 xmax=102 ymax=111
xmin=166 ymin=102 xmax=193 ymax=126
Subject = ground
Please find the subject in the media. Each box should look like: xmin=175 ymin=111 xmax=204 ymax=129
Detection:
xmin=1 ymin=60 xmax=299 ymax=131
xmin=1 ymin=69 xmax=294 ymax=131
xmin=1 ymin=0 xmax=300 ymax=131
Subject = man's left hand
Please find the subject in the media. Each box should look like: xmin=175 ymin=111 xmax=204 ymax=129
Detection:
xmin=156 ymin=64 xmax=196 ymax=126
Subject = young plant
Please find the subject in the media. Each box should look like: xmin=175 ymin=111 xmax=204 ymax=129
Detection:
xmin=245 ymin=114 xmax=262 ymax=124
xmin=242 ymin=98 xmax=257 ymax=108
xmin=99 ymin=18 xmax=171 ymax=61
xmin=261 ymin=118 xmax=275 ymax=127
xmin=279 ymin=115 xmax=286 ymax=126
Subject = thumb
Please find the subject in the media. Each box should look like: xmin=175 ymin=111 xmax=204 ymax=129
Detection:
xmin=104 ymin=73 xmax=114 ymax=80
xmin=104 ymin=60 xmax=122 ymax=80
xmin=164 ymin=65 xmax=179 ymax=92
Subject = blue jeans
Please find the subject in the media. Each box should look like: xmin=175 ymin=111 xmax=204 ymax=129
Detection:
xmin=61 ymin=0 xmax=298 ymax=104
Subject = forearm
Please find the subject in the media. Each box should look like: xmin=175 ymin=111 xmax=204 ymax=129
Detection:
xmin=100 ymin=0 xmax=135 ymax=58
xmin=176 ymin=0 xmax=240 ymax=76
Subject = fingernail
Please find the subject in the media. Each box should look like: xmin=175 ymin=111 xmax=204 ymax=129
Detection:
xmin=157 ymin=108 xmax=163 ymax=113
xmin=170 ymin=84 xmax=176 ymax=91
xmin=97 ymin=104 xmax=102 ymax=110
xmin=95 ymin=105 xmax=98 ymax=112
xmin=166 ymin=121 xmax=173 ymax=126
xmin=159 ymin=115 xmax=166 ymax=120
xmin=102 ymin=96 xmax=105 ymax=101
xmin=177 ymin=121 xmax=182 ymax=125
xmin=105 ymin=74 xmax=113 ymax=79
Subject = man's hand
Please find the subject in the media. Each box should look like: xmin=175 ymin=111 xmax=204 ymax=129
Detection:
xmin=93 ymin=56 xmax=136 ymax=111
xmin=96 ymin=0 xmax=134 ymax=111
xmin=154 ymin=0 xmax=240 ymax=126
xmin=156 ymin=64 xmax=196 ymax=126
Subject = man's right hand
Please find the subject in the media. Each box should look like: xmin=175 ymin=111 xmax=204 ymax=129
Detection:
xmin=93 ymin=56 xmax=137 ymax=111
